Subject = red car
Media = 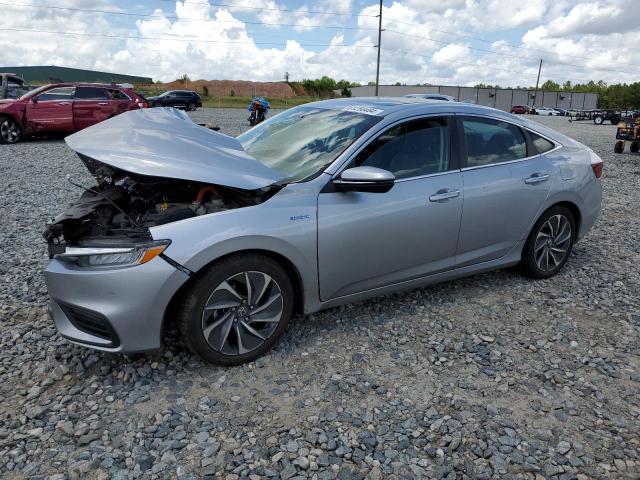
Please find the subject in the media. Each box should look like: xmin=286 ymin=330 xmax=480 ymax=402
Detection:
xmin=0 ymin=83 xmax=147 ymax=144
xmin=510 ymin=105 xmax=531 ymax=114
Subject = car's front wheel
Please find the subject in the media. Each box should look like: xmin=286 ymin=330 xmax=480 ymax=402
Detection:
xmin=521 ymin=206 xmax=575 ymax=279
xmin=178 ymin=254 xmax=294 ymax=365
xmin=0 ymin=116 xmax=21 ymax=144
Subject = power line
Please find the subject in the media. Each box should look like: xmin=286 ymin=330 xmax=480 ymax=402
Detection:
xmin=383 ymin=18 xmax=637 ymax=68
xmin=384 ymin=29 xmax=638 ymax=75
xmin=2 ymin=2 xmax=378 ymax=31
xmin=156 ymin=0 xmax=378 ymax=18
xmin=381 ymin=47 xmax=529 ymax=76
xmin=9 ymin=2 xmax=636 ymax=73
xmin=0 ymin=27 xmax=376 ymax=48
xmin=383 ymin=47 xmax=615 ymax=85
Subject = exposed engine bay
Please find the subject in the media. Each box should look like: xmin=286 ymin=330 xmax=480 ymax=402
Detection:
xmin=44 ymin=156 xmax=280 ymax=257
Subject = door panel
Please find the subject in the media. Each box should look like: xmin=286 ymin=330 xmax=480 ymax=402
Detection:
xmin=73 ymin=101 xmax=112 ymax=130
xmin=456 ymin=114 xmax=553 ymax=266
xmin=26 ymin=86 xmax=75 ymax=132
xmin=318 ymin=172 xmax=463 ymax=300
xmin=73 ymin=87 xmax=112 ymax=130
xmin=26 ymin=101 xmax=73 ymax=132
xmin=109 ymin=99 xmax=130 ymax=117
xmin=457 ymin=157 xmax=552 ymax=265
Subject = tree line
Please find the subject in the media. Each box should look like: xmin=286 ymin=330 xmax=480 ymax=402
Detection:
xmin=299 ymin=77 xmax=361 ymax=97
xmin=165 ymin=74 xmax=640 ymax=109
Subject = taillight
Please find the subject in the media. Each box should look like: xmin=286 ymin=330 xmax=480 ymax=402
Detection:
xmin=589 ymin=151 xmax=603 ymax=178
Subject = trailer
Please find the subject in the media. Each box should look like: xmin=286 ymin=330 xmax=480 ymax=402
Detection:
xmin=614 ymin=117 xmax=640 ymax=153
xmin=569 ymin=109 xmax=621 ymax=125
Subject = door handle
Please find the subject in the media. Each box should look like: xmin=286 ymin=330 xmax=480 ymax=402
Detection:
xmin=57 ymin=102 xmax=70 ymax=106
xmin=524 ymin=172 xmax=550 ymax=184
xmin=98 ymin=102 xmax=109 ymax=105
xmin=429 ymin=189 xmax=460 ymax=202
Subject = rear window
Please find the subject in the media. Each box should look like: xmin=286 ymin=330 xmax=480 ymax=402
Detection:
xmin=529 ymin=132 xmax=555 ymax=154
xmin=108 ymin=89 xmax=129 ymax=100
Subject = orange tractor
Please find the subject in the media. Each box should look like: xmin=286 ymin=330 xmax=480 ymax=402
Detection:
xmin=614 ymin=116 xmax=640 ymax=153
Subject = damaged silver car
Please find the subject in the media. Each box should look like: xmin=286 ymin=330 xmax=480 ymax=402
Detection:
xmin=44 ymin=100 xmax=602 ymax=365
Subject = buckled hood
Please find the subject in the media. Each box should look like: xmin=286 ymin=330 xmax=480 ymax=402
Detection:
xmin=65 ymin=108 xmax=284 ymax=190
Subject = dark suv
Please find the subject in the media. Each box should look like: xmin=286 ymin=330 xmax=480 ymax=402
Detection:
xmin=147 ymin=90 xmax=202 ymax=111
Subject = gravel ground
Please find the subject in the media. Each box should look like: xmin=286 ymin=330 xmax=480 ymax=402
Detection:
xmin=0 ymin=109 xmax=638 ymax=480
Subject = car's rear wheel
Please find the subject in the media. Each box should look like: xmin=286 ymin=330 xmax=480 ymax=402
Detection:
xmin=521 ymin=206 xmax=575 ymax=279
xmin=178 ymin=254 xmax=294 ymax=365
xmin=0 ymin=117 xmax=21 ymax=144
xmin=614 ymin=140 xmax=625 ymax=153
xmin=594 ymin=115 xmax=604 ymax=125
xmin=186 ymin=102 xmax=196 ymax=111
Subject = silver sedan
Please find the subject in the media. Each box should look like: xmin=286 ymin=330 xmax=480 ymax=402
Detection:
xmin=44 ymin=99 xmax=603 ymax=365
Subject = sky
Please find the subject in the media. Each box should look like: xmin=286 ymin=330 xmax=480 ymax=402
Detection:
xmin=2 ymin=0 xmax=639 ymax=87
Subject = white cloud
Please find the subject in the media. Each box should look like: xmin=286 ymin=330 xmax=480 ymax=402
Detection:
xmin=0 ymin=0 xmax=639 ymax=87
xmin=545 ymin=1 xmax=636 ymax=37
xmin=432 ymin=44 xmax=471 ymax=65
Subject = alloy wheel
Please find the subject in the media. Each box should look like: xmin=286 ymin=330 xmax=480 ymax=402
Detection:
xmin=201 ymin=271 xmax=284 ymax=356
xmin=533 ymin=214 xmax=572 ymax=272
xmin=0 ymin=119 xmax=20 ymax=143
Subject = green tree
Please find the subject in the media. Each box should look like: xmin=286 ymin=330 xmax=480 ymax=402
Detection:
xmin=540 ymin=80 xmax=560 ymax=91
xmin=337 ymin=79 xmax=352 ymax=97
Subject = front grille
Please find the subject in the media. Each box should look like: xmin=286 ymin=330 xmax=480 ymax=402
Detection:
xmin=58 ymin=302 xmax=120 ymax=347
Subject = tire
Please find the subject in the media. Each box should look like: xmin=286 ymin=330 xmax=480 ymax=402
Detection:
xmin=631 ymin=142 xmax=639 ymax=153
xmin=614 ymin=141 xmax=625 ymax=153
xmin=594 ymin=115 xmax=604 ymax=125
xmin=0 ymin=116 xmax=21 ymax=144
xmin=186 ymin=102 xmax=196 ymax=111
xmin=178 ymin=253 xmax=294 ymax=365
xmin=521 ymin=205 xmax=576 ymax=279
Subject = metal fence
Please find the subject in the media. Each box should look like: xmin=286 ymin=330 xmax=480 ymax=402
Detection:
xmin=348 ymin=85 xmax=598 ymax=111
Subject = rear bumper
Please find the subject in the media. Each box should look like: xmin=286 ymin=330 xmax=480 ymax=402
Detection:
xmin=45 ymin=256 xmax=189 ymax=352
xmin=577 ymin=179 xmax=602 ymax=241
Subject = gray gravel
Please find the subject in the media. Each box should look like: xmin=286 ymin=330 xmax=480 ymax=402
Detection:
xmin=0 ymin=109 xmax=638 ymax=479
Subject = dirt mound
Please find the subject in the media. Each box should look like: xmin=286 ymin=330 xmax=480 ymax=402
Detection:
xmin=159 ymin=80 xmax=298 ymax=97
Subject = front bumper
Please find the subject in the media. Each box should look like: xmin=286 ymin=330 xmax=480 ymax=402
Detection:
xmin=45 ymin=256 xmax=189 ymax=352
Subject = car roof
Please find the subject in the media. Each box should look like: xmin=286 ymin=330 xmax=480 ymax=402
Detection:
xmin=305 ymin=97 xmax=579 ymax=147
xmin=405 ymin=93 xmax=453 ymax=98
xmin=306 ymin=97 xmax=515 ymax=118
xmin=41 ymin=82 xmax=132 ymax=90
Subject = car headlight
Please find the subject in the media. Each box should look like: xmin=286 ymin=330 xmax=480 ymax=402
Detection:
xmin=55 ymin=240 xmax=170 ymax=269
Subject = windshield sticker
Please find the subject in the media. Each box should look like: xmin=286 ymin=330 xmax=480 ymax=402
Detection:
xmin=340 ymin=105 xmax=384 ymax=115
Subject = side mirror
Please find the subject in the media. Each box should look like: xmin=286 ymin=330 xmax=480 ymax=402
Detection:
xmin=31 ymin=96 xmax=38 ymax=104
xmin=334 ymin=166 xmax=395 ymax=193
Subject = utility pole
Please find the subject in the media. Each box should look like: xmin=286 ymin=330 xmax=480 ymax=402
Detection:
xmin=532 ymin=59 xmax=542 ymax=108
xmin=374 ymin=0 xmax=383 ymax=96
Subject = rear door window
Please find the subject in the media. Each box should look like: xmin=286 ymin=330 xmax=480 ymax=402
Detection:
xmin=74 ymin=87 xmax=109 ymax=100
xmin=462 ymin=117 xmax=527 ymax=167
